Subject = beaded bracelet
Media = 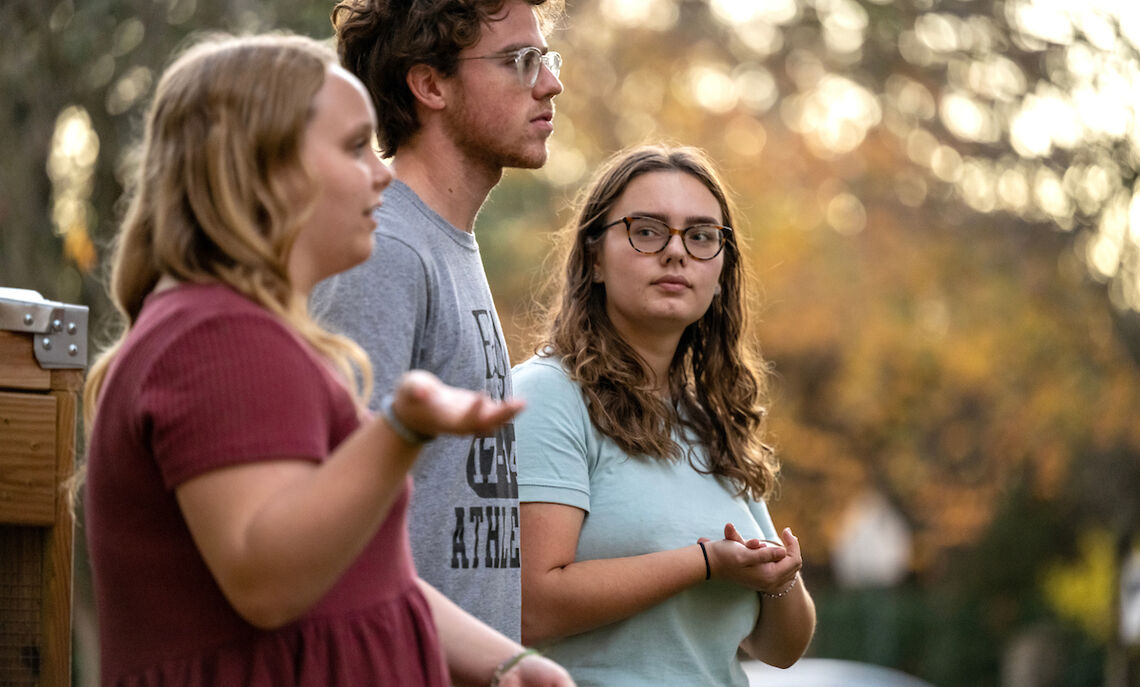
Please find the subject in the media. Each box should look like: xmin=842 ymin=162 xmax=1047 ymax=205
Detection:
xmin=489 ymin=648 xmax=541 ymax=686
xmin=379 ymin=393 xmax=435 ymax=444
xmin=762 ymin=574 xmax=799 ymax=599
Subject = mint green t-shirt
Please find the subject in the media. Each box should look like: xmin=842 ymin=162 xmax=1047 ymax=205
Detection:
xmin=515 ymin=356 xmax=779 ymax=687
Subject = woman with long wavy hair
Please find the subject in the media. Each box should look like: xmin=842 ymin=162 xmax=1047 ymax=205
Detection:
xmin=82 ymin=33 xmax=572 ymax=687
xmin=516 ymin=144 xmax=816 ymax=686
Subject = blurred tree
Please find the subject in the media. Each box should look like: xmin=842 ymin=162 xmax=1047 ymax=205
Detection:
xmin=479 ymin=0 xmax=1140 ymax=681
xmin=488 ymin=0 xmax=1140 ymax=565
xmin=6 ymin=0 xmax=1140 ymax=683
xmin=0 ymin=0 xmax=330 ymax=325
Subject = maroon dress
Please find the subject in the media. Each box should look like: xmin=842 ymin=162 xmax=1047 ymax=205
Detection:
xmin=84 ymin=283 xmax=449 ymax=686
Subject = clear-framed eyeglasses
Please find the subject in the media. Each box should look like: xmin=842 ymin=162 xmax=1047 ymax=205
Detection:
xmin=601 ymin=216 xmax=732 ymax=261
xmin=458 ymin=46 xmax=562 ymax=89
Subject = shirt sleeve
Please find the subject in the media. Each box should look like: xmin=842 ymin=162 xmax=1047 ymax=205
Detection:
xmin=141 ymin=314 xmax=336 ymax=488
xmin=513 ymin=358 xmax=593 ymax=512
xmin=310 ymin=233 xmax=428 ymax=410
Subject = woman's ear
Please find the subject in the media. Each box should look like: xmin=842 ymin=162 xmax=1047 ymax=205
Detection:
xmin=405 ymin=64 xmax=447 ymax=111
xmin=591 ymin=248 xmax=605 ymax=283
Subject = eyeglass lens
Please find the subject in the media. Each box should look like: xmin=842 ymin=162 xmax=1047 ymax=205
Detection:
xmin=518 ymin=48 xmax=561 ymax=87
xmin=626 ymin=217 xmax=725 ymax=259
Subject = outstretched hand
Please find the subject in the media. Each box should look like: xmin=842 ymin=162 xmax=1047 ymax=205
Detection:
xmin=391 ymin=370 xmax=524 ymax=439
xmin=700 ymin=523 xmax=802 ymax=596
xmin=497 ymin=653 xmax=576 ymax=687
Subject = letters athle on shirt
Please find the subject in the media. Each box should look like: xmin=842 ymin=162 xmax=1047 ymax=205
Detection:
xmin=450 ymin=308 xmax=520 ymax=570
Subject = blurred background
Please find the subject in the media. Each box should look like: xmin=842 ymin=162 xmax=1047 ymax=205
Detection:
xmin=4 ymin=0 xmax=1140 ymax=685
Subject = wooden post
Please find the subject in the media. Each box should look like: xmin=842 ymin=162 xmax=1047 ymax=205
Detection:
xmin=1 ymin=312 xmax=84 ymax=686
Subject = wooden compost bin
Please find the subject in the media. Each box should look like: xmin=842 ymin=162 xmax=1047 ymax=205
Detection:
xmin=0 ymin=288 xmax=88 ymax=686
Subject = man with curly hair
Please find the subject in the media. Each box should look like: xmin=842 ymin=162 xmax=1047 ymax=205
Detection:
xmin=312 ymin=0 xmax=564 ymax=646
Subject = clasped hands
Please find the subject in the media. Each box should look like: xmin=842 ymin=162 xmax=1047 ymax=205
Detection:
xmin=699 ymin=524 xmax=801 ymax=597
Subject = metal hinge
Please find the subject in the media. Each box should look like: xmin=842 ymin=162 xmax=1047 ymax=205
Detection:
xmin=0 ymin=287 xmax=89 ymax=369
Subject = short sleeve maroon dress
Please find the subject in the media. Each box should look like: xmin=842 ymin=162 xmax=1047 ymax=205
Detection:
xmin=84 ymin=283 xmax=449 ymax=686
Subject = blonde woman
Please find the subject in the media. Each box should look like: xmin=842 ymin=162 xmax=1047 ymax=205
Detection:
xmin=517 ymin=145 xmax=816 ymax=685
xmin=83 ymin=33 xmax=572 ymax=687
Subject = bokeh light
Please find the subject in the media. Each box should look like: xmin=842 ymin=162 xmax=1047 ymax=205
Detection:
xmin=47 ymin=106 xmax=98 ymax=272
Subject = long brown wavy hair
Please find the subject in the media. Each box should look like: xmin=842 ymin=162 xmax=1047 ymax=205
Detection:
xmin=84 ymin=34 xmax=372 ymax=430
xmin=534 ymin=144 xmax=779 ymax=499
xmin=331 ymin=0 xmax=564 ymax=157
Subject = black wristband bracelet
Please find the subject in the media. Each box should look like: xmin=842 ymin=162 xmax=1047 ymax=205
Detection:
xmin=698 ymin=541 xmax=711 ymax=580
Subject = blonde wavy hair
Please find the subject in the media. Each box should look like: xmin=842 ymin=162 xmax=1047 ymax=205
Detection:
xmin=534 ymin=144 xmax=779 ymax=499
xmin=84 ymin=33 xmax=372 ymax=430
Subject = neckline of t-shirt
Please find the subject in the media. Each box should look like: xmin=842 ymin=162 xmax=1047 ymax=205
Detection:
xmin=388 ymin=180 xmax=479 ymax=252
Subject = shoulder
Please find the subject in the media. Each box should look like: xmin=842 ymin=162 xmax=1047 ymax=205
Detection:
xmin=139 ymin=285 xmax=318 ymax=379
xmin=514 ymin=355 xmax=590 ymax=426
xmin=513 ymin=355 xmax=570 ymax=383
xmin=334 ymin=184 xmax=440 ymax=280
xmin=335 ymin=229 xmax=430 ymax=285
xmin=515 ymin=355 xmax=595 ymax=506
xmin=138 ymin=284 xmax=286 ymax=343
xmin=371 ymin=182 xmax=442 ymax=253
xmin=513 ymin=355 xmax=579 ymax=396
xmin=127 ymin=287 xmax=344 ymax=445
xmin=310 ymin=227 xmax=431 ymax=322
xmin=147 ymin=281 xmax=266 ymax=316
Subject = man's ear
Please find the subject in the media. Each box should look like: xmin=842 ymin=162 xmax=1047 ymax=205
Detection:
xmin=406 ymin=63 xmax=448 ymax=112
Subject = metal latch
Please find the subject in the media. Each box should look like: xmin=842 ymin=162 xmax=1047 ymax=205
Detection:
xmin=0 ymin=287 xmax=89 ymax=369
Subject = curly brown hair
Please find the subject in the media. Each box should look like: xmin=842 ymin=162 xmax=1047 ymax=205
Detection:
xmin=331 ymin=0 xmax=564 ymax=157
xmin=534 ymin=144 xmax=779 ymax=499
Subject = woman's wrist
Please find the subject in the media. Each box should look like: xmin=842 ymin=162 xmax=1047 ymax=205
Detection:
xmin=761 ymin=573 xmax=800 ymax=599
xmin=489 ymin=648 xmax=541 ymax=687
xmin=379 ymin=392 xmax=435 ymax=444
xmin=697 ymin=541 xmax=711 ymax=580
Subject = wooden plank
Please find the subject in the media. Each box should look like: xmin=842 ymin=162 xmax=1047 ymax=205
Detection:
xmin=49 ymin=368 xmax=82 ymax=394
xmin=0 ymin=392 xmax=57 ymax=526
xmin=0 ymin=332 xmax=50 ymax=392
xmin=40 ymin=387 xmax=76 ymax=686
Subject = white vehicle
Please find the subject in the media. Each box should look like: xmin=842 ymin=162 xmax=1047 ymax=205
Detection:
xmin=744 ymin=658 xmax=935 ymax=687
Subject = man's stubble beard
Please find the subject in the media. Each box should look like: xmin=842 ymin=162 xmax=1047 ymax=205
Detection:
xmin=444 ymin=90 xmax=550 ymax=172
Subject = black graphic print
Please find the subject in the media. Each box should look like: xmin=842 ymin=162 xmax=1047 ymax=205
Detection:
xmin=452 ymin=309 xmax=519 ymax=568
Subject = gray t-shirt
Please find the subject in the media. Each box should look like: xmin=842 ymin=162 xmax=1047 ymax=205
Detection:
xmin=311 ymin=180 xmax=519 ymax=639
xmin=515 ymin=355 xmax=778 ymax=686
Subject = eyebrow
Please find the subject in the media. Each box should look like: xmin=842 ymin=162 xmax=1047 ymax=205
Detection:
xmin=348 ymin=121 xmax=374 ymax=138
xmin=631 ymin=212 xmax=724 ymax=226
xmin=336 ymin=121 xmax=374 ymax=145
xmin=487 ymin=43 xmax=549 ymax=56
